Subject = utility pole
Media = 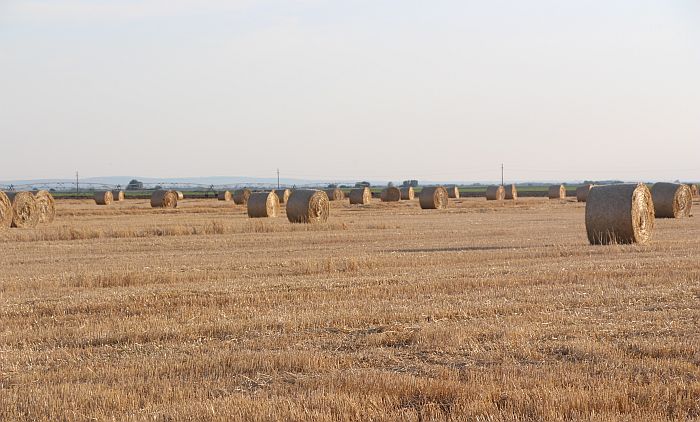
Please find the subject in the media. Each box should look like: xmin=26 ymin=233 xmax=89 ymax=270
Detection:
xmin=76 ymin=171 xmax=79 ymax=196
xmin=277 ymin=168 xmax=280 ymax=189
xmin=501 ymin=164 xmax=504 ymax=186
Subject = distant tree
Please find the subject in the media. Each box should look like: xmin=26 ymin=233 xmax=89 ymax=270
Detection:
xmin=388 ymin=182 xmax=394 ymax=187
xmin=154 ymin=185 xmax=162 ymax=190
xmin=126 ymin=179 xmax=143 ymax=190
xmin=355 ymin=181 xmax=371 ymax=188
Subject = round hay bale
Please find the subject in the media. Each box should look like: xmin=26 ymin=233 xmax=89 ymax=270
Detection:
xmin=548 ymin=185 xmax=566 ymax=199
xmin=419 ymin=186 xmax=449 ymax=209
xmin=576 ymin=184 xmax=593 ymax=203
xmin=504 ymin=185 xmax=517 ymax=200
xmin=273 ymin=188 xmax=291 ymax=204
xmin=0 ymin=191 xmax=12 ymax=230
xmin=233 ymin=189 xmax=251 ymax=205
xmin=176 ymin=191 xmax=184 ymax=200
xmin=485 ymin=185 xmax=505 ymax=201
xmin=151 ymin=190 xmax=178 ymax=208
xmin=380 ymin=186 xmax=401 ymax=202
xmin=400 ymin=186 xmax=415 ymax=200
xmin=349 ymin=187 xmax=371 ymax=205
xmin=94 ymin=191 xmax=113 ymax=205
xmin=585 ymin=183 xmax=654 ymax=245
xmin=217 ymin=191 xmax=232 ymax=201
xmin=286 ymin=189 xmax=330 ymax=223
xmin=111 ymin=190 xmax=125 ymax=201
xmin=6 ymin=191 xmax=39 ymax=228
xmin=651 ymin=182 xmax=692 ymax=218
xmin=33 ymin=190 xmax=56 ymax=224
xmin=446 ymin=186 xmax=460 ymax=198
xmin=324 ymin=188 xmax=345 ymax=201
xmin=686 ymin=184 xmax=698 ymax=197
xmin=247 ymin=192 xmax=280 ymax=218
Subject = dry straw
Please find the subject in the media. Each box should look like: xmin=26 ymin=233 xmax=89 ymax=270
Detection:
xmin=217 ymin=191 xmax=232 ymax=201
xmin=6 ymin=191 xmax=39 ymax=228
xmin=380 ymin=186 xmax=401 ymax=202
xmin=286 ymin=189 xmax=330 ymax=223
xmin=324 ymin=188 xmax=345 ymax=201
xmin=504 ymin=184 xmax=517 ymax=200
xmin=273 ymin=188 xmax=291 ymax=204
xmin=400 ymin=186 xmax=415 ymax=200
xmin=33 ymin=190 xmax=56 ymax=224
xmin=176 ymin=191 xmax=185 ymax=200
xmin=247 ymin=192 xmax=280 ymax=218
xmin=419 ymin=186 xmax=448 ymax=209
xmin=0 ymin=191 xmax=12 ymax=230
xmin=233 ymin=189 xmax=251 ymax=205
xmin=349 ymin=187 xmax=371 ymax=205
xmin=151 ymin=190 xmax=178 ymax=208
xmin=576 ymin=184 xmax=593 ymax=202
xmin=485 ymin=185 xmax=505 ymax=201
xmin=585 ymin=183 xmax=654 ymax=245
xmin=446 ymin=186 xmax=460 ymax=198
xmin=686 ymin=183 xmax=698 ymax=198
xmin=94 ymin=191 xmax=113 ymax=205
xmin=651 ymin=182 xmax=692 ymax=218
xmin=548 ymin=185 xmax=566 ymax=199
xmin=111 ymin=190 xmax=125 ymax=201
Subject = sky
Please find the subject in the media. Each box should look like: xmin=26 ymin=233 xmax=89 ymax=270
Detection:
xmin=1 ymin=0 xmax=699 ymax=183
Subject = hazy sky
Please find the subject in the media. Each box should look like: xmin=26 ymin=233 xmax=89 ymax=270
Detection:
xmin=1 ymin=0 xmax=699 ymax=183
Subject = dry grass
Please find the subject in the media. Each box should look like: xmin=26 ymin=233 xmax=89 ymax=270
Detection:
xmin=1 ymin=197 xmax=699 ymax=421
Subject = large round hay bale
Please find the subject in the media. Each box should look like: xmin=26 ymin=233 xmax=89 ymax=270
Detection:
xmin=247 ymin=192 xmax=280 ymax=218
xmin=504 ymin=184 xmax=517 ymax=200
xmin=686 ymin=184 xmax=698 ymax=197
xmin=6 ymin=191 xmax=39 ymax=228
xmin=176 ymin=191 xmax=184 ymax=200
xmin=273 ymin=188 xmax=291 ymax=204
xmin=233 ymin=189 xmax=251 ymax=205
xmin=217 ymin=191 xmax=232 ymax=201
xmin=111 ymin=190 xmax=125 ymax=201
xmin=286 ymin=189 xmax=330 ymax=223
xmin=380 ymin=186 xmax=401 ymax=202
xmin=324 ymin=188 xmax=344 ymax=201
xmin=33 ymin=190 xmax=56 ymax=224
xmin=0 ymin=192 xmax=13 ymax=230
xmin=548 ymin=185 xmax=566 ymax=199
xmin=651 ymin=182 xmax=692 ymax=218
xmin=576 ymin=184 xmax=593 ymax=202
xmin=485 ymin=185 xmax=505 ymax=201
xmin=94 ymin=191 xmax=113 ymax=205
xmin=585 ymin=183 xmax=654 ymax=245
xmin=445 ymin=186 xmax=459 ymax=198
xmin=151 ymin=190 xmax=178 ymax=208
xmin=400 ymin=186 xmax=415 ymax=200
xmin=419 ymin=186 xmax=448 ymax=209
xmin=349 ymin=187 xmax=371 ymax=205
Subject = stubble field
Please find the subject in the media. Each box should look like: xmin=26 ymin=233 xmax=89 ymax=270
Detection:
xmin=1 ymin=197 xmax=699 ymax=421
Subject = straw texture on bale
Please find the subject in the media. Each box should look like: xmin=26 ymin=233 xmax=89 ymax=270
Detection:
xmin=217 ymin=191 xmax=232 ymax=201
xmin=111 ymin=190 xmax=125 ymax=201
xmin=6 ymin=191 xmax=39 ymax=228
xmin=687 ymin=184 xmax=698 ymax=197
xmin=419 ymin=186 xmax=449 ymax=209
xmin=651 ymin=182 xmax=692 ymax=218
xmin=94 ymin=191 xmax=113 ymax=205
xmin=33 ymin=190 xmax=56 ymax=224
xmin=400 ymin=186 xmax=415 ymax=200
xmin=233 ymin=189 xmax=251 ymax=205
xmin=485 ymin=185 xmax=505 ymax=201
xmin=576 ymin=185 xmax=593 ymax=202
xmin=151 ymin=190 xmax=178 ymax=208
xmin=0 ymin=191 xmax=12 ymax=230
xmin=504 ymin=185 xmax=517 ymax=200
xmin=273 ymin=188 xmax=291 ymax=204
xmin=446 ymin=186 xmax=460 ymax=198
xmin=247 ymin=192 xmax=280 ymax=218
xmin=349 ymin=187 xmax=371 ymax=205
xmin=286 ymin=189 xmax=330 ymax=223
xmin=324 ymin=188 xmax=344 ymax=201
xmin=380 ymin=186 xmax=401 ymax=202
xmin=548 ymin=185 xmax=566 ymax=199
xmin=176 ymin=191 xmax=184 ymax=200
xmin=585 ymin=183 xmax=654 ymax=245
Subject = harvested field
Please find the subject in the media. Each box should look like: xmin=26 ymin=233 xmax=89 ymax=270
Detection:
xmin=1 ymin=197 xmax=699 ymax=421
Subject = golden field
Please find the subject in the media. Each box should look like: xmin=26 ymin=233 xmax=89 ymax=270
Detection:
xmin=1 ymin=197 xmax=699 ymax=421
